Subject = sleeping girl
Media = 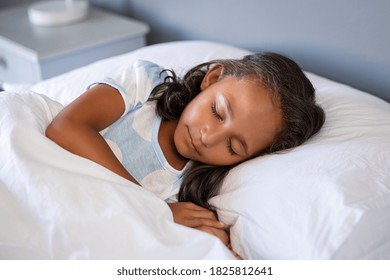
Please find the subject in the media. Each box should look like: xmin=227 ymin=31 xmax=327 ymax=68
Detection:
xmin=46 ymin=52 xmax=325 ymax=252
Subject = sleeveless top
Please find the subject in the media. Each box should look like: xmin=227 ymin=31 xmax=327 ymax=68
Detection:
xmin=88 ymin=60 xmax=191 ymax=201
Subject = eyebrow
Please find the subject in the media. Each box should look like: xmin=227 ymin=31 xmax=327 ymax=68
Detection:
xmin=221 ymin=94 xmax=249 ymax=156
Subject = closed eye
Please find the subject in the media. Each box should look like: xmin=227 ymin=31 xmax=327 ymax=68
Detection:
xmin=227 ymin=138 xmax=236 ymax=156
xmin=211 ymin=102 xmax=223 ymax=121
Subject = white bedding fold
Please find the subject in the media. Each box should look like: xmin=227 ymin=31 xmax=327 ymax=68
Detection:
xmin=0 ymin=91 xmax=233 ymax=259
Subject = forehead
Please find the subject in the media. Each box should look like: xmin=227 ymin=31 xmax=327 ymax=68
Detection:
xmin=221 ymin=76 xmax=277 ymax=114
xmin=222 ymin=77 xmax=283 ymax=153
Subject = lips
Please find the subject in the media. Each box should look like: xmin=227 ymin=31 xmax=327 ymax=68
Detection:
xmin=187 ymin=127 xmax=201 ymax=155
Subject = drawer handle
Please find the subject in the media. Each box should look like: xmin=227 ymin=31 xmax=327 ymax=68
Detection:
xmin=0 ymin=57 xmax=7 ymax=69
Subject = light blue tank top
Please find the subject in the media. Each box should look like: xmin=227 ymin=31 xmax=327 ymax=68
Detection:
xmin=89 ymin=60 xmax=191 ymax=201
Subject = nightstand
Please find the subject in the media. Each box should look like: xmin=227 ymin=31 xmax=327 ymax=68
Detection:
xmin=0 ymin=4 xmax=149 ymax=84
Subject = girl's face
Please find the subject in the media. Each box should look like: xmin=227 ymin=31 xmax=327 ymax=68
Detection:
xmin=174 ymin=67 xmax=284 ymax=166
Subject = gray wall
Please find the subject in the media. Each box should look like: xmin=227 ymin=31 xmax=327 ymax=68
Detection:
xmin=2 ymin=0 xmax=389 ymax=101
xmin=94 ymin=0 xmax=390 ymax=102
xmin=0 ymin=0 xmax=37 ymax=9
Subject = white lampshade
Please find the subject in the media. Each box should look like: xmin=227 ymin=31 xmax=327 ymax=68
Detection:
xmin=28 ymin=0 xmax=89 ymax=26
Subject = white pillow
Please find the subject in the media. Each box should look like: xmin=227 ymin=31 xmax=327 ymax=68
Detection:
xmin=31 ymin=40 xmax=250 ymax=105
xmin=31 ymin=41 xmax=390 ymax=259
xmin=211 ymin=73 xmax=390 ymax=259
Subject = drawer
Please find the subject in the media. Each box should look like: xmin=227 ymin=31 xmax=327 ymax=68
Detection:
xmin=0 ymin=42 xmax=41 ymax=83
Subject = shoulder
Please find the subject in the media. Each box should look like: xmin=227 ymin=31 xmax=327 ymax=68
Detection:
xmin=132 ymin=60 xmax=168 ymax=86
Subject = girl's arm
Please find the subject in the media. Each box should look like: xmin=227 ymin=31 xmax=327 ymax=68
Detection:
xmin=46 ymin=84 xmax=138 ymax=184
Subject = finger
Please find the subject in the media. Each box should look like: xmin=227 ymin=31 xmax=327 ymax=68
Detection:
xmin=178 ymin=215 xmax=223 ymax=228
xmin=168 ymin=202 xmax=224 ymax=228
xmin=183 ymin=203 xmax=220 ymax=220
xmin=175 ymin=203 xmax=219 ymax=220
xmin=169 ymin=202 xmax=214 ymax=217
xmin=197 ymin=226 xmax=230 ymax=245
xmin=189 ymin=217 xmax=225 ymax=229
xmin=189 ymin=209 xmax=218 ymax=222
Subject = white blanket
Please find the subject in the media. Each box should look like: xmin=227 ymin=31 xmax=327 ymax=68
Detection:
xmin=0 ymin=91 xmax=233 ymax=259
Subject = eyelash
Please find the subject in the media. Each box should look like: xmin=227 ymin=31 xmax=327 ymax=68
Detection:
xmin=211 ymin=102 xmax=223 ymax=121
xmin=227 ymin=138 xmax=236 ymax=156
xmin=211 ymin=102 xmax=236 ymax=156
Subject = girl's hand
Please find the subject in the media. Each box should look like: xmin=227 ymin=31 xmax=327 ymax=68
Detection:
xmin=196 ymin=224 xmax=230 ymax=245
xmin=168 ymin=202 xmax=224 ymax=228
xmin=168 ymin=202 xmax=229 ymax=244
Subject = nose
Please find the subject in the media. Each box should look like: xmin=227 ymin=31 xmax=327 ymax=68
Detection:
xmin=200 ymin=125 xmax=226 ymax=147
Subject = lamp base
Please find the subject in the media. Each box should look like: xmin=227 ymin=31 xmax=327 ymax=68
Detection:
xmin=28 ymin=1 xmax=89 ymax=26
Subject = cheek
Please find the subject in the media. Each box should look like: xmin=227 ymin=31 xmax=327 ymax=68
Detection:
xmin=182 ymin=94 xmax=211 ymax=122
xmin=182 ymin=102 xmax=202 ymax=122
xmin=199 ymin=147 xmax=239 ymax=166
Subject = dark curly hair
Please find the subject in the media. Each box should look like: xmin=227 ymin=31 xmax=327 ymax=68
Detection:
xmin=149 ymin=52 xmax=325 ymax=210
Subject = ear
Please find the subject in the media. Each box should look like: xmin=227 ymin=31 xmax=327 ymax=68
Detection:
xmin=200 ymin=65 xmax=223 ymax=91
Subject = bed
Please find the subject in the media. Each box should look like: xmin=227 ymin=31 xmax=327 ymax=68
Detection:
xmin=1 ymin=41 xmax=389 ymax=260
